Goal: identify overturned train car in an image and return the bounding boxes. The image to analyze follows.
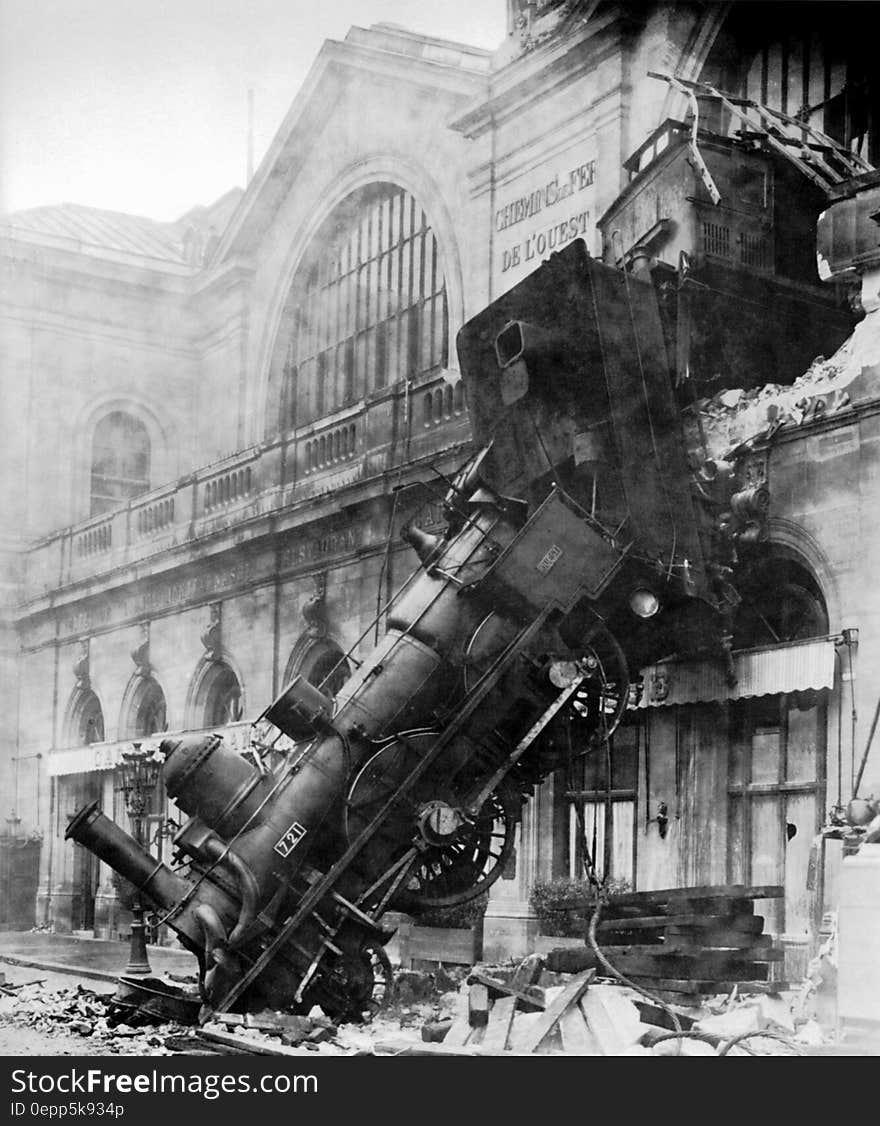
[66,239,777,1021]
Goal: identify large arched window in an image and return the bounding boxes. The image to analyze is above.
[279,183,449,430]
[90,411,151,516]
[125,677,168,739]
[201,664,243,729]
[284,639,351,702]
[74,690,105,746]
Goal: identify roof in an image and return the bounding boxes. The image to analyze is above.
[638,636,838,708]
[1,189,244,267]
[1,202,187,262]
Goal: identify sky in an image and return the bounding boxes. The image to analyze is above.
[0,0,507,222]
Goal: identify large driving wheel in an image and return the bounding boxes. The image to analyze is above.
[345,736,518,910]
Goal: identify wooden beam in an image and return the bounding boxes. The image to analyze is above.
[511,970,595,1054]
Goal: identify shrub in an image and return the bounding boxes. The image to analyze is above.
[529,876,631,937]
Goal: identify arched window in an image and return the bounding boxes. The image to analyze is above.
[733,556,828,648]
[75,690,105,746]
[202,664,243,729]
[128,677,167,739]
[279,183,449,430]
[90,411,151,516]
[300,643,351,701]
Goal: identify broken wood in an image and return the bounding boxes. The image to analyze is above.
[605,884,784,908]
[579,987,643,1055]
[467,969,546,1012]
[481,995,516,1052]
[597,913,764,934]
[468,983,490,1027]
[511,970,595,1053]
[559,1005,595,1055]
[443,1009,474,1047]
[198,1028,321,1057]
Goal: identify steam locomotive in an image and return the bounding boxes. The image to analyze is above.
[66,239,771,1021]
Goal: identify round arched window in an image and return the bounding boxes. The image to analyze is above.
[129,677,167,738]
[203,664,243,728]
[90,411,151,516]
[276,183,449,431]
[733,557,828,648]
[75,690,105,745]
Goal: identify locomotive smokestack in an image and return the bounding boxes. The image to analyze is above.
[66,801,193,918]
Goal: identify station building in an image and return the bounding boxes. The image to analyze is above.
[2,1,879,977]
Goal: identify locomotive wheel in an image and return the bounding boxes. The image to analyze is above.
[405,784,517,909]
[321,940,395,1023]
[345,737,517,909]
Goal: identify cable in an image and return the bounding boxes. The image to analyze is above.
[587,896,683,1039]
[716,1029,805,1056]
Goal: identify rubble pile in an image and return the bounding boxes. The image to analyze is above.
[0,954,855,1056]
[0,982,190,1055]
[381,956,834,1057]
[684,308,880,465]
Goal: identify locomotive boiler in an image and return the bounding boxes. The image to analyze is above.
[66,239,766,1021]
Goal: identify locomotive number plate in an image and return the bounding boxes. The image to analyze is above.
[535,543,563,574]
[274,820,308,858]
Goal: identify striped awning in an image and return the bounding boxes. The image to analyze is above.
[638,636,837,708]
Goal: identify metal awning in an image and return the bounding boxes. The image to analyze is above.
[638,637,838,709]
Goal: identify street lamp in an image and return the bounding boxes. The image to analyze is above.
[116,742,162,975]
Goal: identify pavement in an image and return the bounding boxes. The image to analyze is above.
[0,929,200,987]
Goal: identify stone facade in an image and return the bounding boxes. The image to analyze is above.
[2,5,880,967]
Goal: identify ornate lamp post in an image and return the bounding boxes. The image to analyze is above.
[116,742,162,975]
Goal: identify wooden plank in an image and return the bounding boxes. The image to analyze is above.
[606,884,783,908]
[372,1040,495,1057]
[481,996,516,1052]
[597,913,764,934]
[443,1011,473,1047]
[626,976,787,996]
[579,987,643,1055]
[633,1002,696,1031]
[468,983,490,1027]
[590,943,782,961]
[197,1029,318,1058]
[602,897,755,920]
[559,1006,596,1055]
[661,932,774,951]
[510,970,595,1054]
[467,970,545,1012]
[599,953,775,980]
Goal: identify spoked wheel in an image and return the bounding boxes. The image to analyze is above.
[406,784,518,910]
[345,736,518,910]
[342,940,395,1022]
[315,940,395,1024]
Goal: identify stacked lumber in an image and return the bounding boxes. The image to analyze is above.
[597,883,787,1002]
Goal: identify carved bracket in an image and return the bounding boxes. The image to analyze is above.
[131,621,151,678]
[302,572,328,638]
[73,639,90,688]
[201,603,223,660]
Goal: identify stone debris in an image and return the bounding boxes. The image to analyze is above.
[0,957,841,1057]
[0,982,191,1055]
[683,307,880,466]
